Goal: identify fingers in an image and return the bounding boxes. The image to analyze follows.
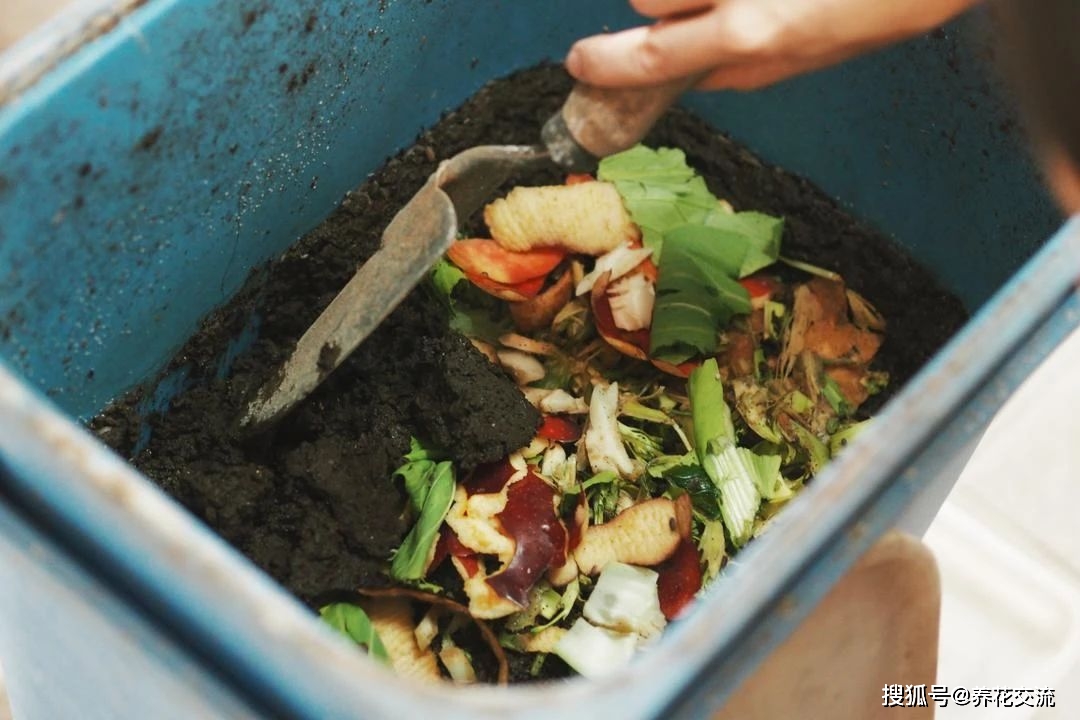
[628,0,715,20]
[566,2,780,88]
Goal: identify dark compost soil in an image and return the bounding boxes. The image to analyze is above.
[90,63,968,631]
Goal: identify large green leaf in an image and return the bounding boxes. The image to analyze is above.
[598,146,719,253]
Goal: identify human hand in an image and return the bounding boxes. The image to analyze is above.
[566,0,982,91]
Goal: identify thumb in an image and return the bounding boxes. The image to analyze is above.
[566,5,778,88]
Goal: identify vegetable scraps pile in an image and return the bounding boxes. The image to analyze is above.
[321,146,889,684]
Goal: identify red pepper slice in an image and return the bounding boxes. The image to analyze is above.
[655,538,702,620]
[464,271,546,302]
[448,239,565,285]
[537,415,582,443]
[565,173,595,185]
[738,275,778,300]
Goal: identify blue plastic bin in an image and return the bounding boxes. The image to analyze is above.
[1,1,1078,718]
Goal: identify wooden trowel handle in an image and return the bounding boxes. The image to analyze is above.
[543,76,701,169]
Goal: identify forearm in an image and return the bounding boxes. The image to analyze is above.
[567,0,984,90]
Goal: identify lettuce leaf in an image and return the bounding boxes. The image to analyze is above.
[390,439,456,582]
[600,145,783,363]
[597,146,718,253]
[319,603,390,665]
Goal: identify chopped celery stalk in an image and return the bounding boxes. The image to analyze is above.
[821,376,849,415]
[763,300,786,341]
[688,358,735,463]
[791,423,831,475]
[702,442,763,549]
[787,390,815,415]
[646,453,696,479]
[699,519,727,585]
[739,448,790,502]
[554,619,639,679]
[583,563,667,638]
[621,399,672,425]
[581,470,618,491]
[733,379,783,444]
[618,422,664,461]
[829,419,872,456]
[536,579,580,632]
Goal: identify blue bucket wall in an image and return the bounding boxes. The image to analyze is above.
[0,0,1060,420]
[0,3,1076,719]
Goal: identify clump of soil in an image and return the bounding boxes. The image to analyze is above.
[91,64,966,609]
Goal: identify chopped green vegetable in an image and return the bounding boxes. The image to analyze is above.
[821,375,850,416]
[431,258,467,300]
[597,146,719,253]
[618,422,664,461]
[650,238,750,363]
[395,437,441,512]
[319,603,390,665]
[664,212,783,279]
[701,444,763,549]
[689,360,767,547]
[778,256,842,281]
[698,519,727,585]
[763,300,786,341]
[688,359,736,461]
[790,422,831,476]
[390,459,455,581]
[663,464,722,520]
[534,579,580,632]
[829,419,871,456]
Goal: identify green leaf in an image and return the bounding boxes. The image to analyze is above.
[319,603,390,665]
[431,258,466,300]
[649,230,751,362]
[663,464,722,520]
[390,460,455,581]
[662,213,783,280]
[702,210,784,277]
[597,146,720,253]
[394,437,444,512]
[688,359,736,462]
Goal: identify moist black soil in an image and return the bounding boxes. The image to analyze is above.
[91,63,966,638]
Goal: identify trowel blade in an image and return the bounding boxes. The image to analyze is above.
[240,144,548,430]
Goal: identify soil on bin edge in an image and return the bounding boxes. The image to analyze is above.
[89,64,968,682]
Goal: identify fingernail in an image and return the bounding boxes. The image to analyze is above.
[565,45,583,78]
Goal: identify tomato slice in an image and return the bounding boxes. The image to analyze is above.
[738,275,778,300]
[565,173,595,185]
[537,415,582,443]
[651,357,701,379]
[448,239,565,285]
[464,271,545,302]
[655,538,702,620]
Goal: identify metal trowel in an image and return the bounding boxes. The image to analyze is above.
[240,77,697,430]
